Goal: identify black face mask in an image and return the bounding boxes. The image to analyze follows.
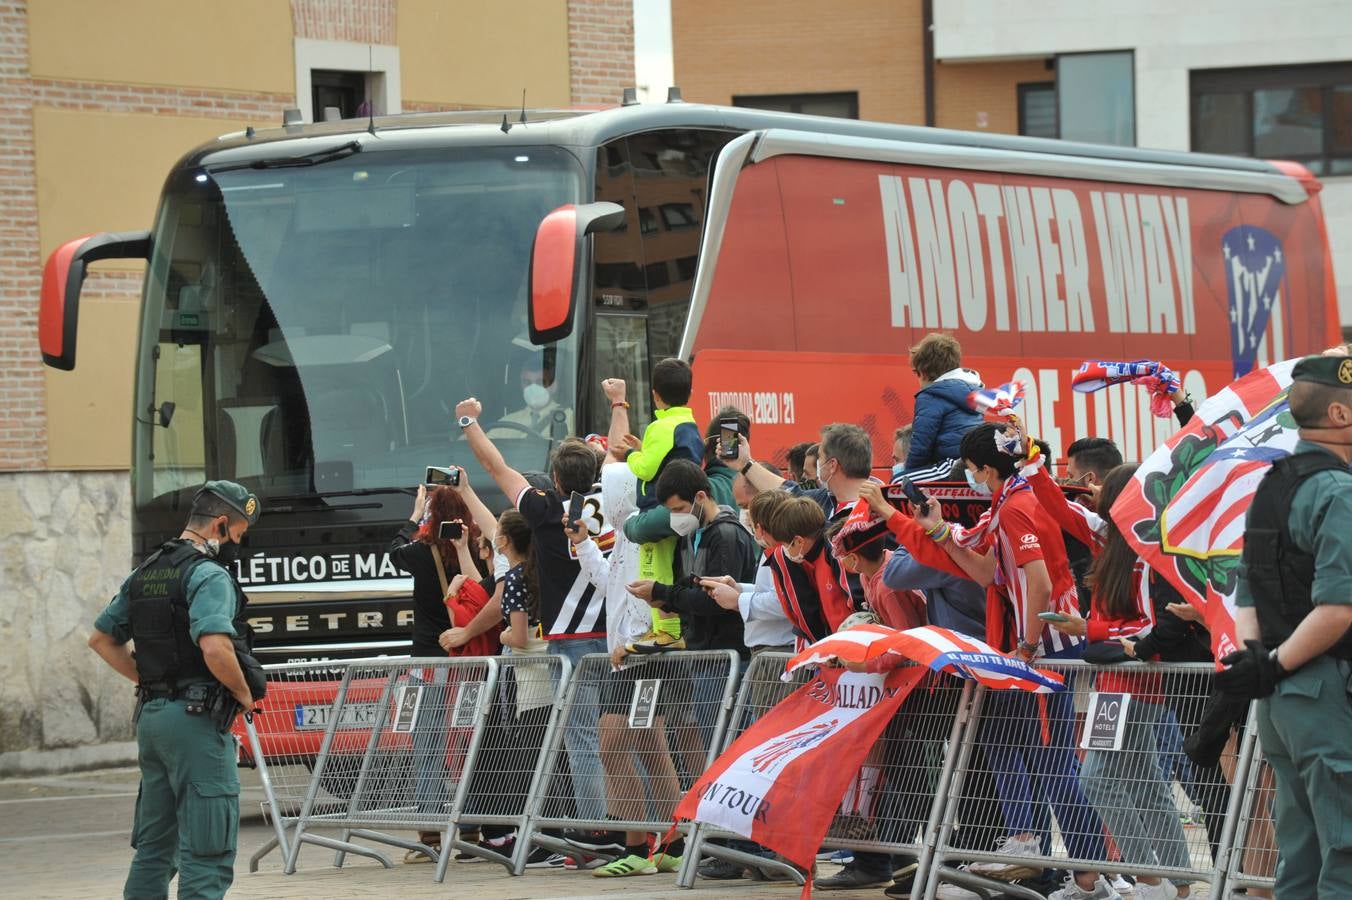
[212,520,241,569]
[214,540,242,569]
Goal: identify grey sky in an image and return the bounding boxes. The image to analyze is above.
[633,0,674,101]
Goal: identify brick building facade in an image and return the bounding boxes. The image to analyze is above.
[0,0,632,770]
[0,0,634,474]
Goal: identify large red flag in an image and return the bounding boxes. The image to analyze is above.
[674,665,926,896]
[1113,359,1298,661]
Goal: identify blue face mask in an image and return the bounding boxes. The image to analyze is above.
[965,468,992,497]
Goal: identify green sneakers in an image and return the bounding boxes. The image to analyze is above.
[654,852,682,873]
[593,854,658,877]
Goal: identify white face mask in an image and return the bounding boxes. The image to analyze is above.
[783,538,806,563]
[523,382,551,410]
[738,507,754,532]
[965,468,992,497]
[669,512,700,537]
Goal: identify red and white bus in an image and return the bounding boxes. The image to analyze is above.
[39,101,1339,661]
[680,129,1340,468]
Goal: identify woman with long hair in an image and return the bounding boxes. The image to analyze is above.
[392,484,488,657]
[455,508,560,865]
[1045,464,1193,900]
[390,481,491,862]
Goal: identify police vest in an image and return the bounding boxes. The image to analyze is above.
[1242,450,1352,658]
[128,540,251,689]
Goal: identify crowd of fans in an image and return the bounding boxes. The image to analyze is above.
[387,334,1261,900]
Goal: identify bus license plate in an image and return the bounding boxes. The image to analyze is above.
[294,702,382,730]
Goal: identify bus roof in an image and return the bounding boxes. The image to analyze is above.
[185,100,1290,183]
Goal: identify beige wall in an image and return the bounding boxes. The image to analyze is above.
[399,0,571,107]
[27,0,294,93]
[934,58,1054,134]
[33,107,253,469]
[43,300,139,469]
[32,107,246,263]
[672,0,926,124]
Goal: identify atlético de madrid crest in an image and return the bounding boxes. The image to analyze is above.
[1223,225,1286,379]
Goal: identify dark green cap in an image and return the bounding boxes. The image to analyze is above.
[1292,354,1352,389]
[197,480,261,525]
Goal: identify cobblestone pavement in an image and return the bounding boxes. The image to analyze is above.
[0,767,810,899]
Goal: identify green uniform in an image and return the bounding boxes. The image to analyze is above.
[95,558,242,900]
[1236,439,1352,897]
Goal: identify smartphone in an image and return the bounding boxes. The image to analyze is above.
[898,477,930,517]
[1037,611,1070,623]
[438,520,464,541]
[567,491,586,528]
[426,465,460,488]
[717,419,740,459]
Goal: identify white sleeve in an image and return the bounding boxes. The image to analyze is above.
[573,538,609,591]
[737,565,787,623]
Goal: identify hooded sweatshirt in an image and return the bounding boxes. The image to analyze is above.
[905,367,984,469]
[649,504,758,656]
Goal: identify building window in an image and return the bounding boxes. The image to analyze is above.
[1056,51,1135,146]
[733,91,859,119]
[1018,82,1057,139]
[293,38,401,124]
[311,70,369,120]
[1192,63,1352,175]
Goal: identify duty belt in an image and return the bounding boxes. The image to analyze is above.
[137,681,214,701]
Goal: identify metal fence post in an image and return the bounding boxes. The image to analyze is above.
[331,667,403,868]
[244,711,291,873]
[432,658,500,883]
[283,665,357,874]
[1216,702,1267,895]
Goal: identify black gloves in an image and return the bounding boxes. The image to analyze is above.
[1215,640,1289,699]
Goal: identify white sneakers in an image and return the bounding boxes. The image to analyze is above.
[1047,874,1124,900]
[966,834,1043,880]
[1132,879,1180,900]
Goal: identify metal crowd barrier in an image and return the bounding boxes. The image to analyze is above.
[239,659,399,872]
[430,654,569,881]
[518,650,741,865]
[1224,735,1278,894]
[236,651,1285,897]
[922,660,1248,899]
[677,653,975,889]
[294,657,500,874]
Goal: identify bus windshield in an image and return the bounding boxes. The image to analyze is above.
[134,145,584,511]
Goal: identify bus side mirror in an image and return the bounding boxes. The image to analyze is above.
[40,231,151,370]
[528,202,625,345]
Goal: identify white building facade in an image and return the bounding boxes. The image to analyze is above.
[934,0,1352,333]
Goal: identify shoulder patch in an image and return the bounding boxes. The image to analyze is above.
[1020,533,1039,546]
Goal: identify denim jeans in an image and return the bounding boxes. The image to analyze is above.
[548,637,608,821]
[1080,698,1191,879]
[977,675,1106,863]
[410,671,451,817]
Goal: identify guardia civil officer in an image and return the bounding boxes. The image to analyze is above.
[88,480,262,900]
[1217,354,1352,898]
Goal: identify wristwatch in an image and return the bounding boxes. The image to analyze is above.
[458,415,476,429]
[740,461,754,475]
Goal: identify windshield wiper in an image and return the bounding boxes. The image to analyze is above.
[208,140,362,174]
[268,486,414,503]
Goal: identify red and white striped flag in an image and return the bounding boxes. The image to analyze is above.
[673,666,926,896]
[885,626,1067,693]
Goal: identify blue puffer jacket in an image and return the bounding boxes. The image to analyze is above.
[905,367,984,469]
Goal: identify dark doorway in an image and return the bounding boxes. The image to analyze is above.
[310,69,368,121]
